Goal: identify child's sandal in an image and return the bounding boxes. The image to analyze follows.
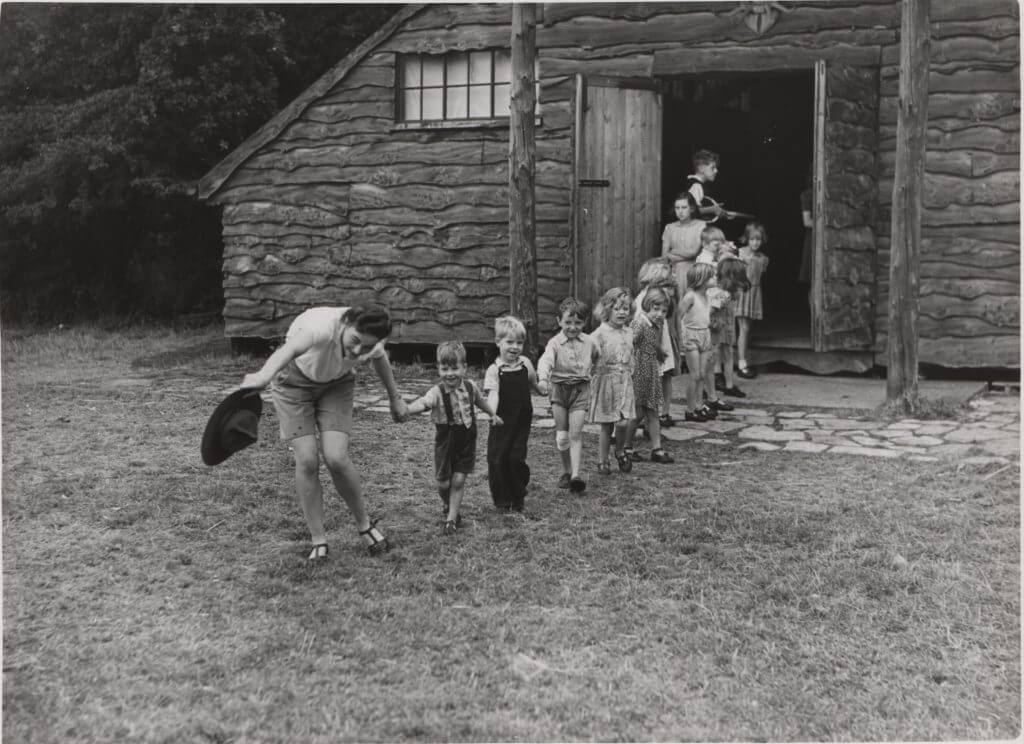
[308,543,329,561]
[615,451,633,473]
[358,519,390,555]
[650,448,674,464]
[597,460,612,475]
[442,520,457,536]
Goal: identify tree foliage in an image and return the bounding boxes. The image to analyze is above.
[0,3,396,322]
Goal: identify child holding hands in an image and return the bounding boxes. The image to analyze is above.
[403,341,502,535]
[588,287,637,474]
[624,286,675,463]
[634,257,680,428]
[484,316,543,512]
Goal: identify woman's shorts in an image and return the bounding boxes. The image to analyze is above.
[550,379,590,413]
[271,361,354,440]
[679,327,712,354]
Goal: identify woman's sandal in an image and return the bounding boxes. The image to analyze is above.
[308,543,329,561]
[358,519,391,555]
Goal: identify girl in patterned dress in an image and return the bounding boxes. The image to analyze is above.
[624,286,674,464]
[736,222,770,379]
[588,287,636,475]
[634,257,680,428]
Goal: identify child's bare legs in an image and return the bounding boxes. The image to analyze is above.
[684,348,702,411]
[737,317,751,371]
[598,422,614,465]
[646,407,663,450]
[719,342,736,390]
[446,472,467,523]
[613,419,629,457]
[568,408,586,479]
[552,403,571,476]
[661,373,674,419]
[703,349,720,403]
[624,411,643,451]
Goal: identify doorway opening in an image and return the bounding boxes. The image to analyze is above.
[660,71,814,349]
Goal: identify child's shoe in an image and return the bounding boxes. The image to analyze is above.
[650,448,674,464]
[358,519,390,555]
[615,451,633,473]
[442,520,458,536]
[569,476,586,493]
[684,409,708,423]
[707,398,734,412]
[597,460,612,475]
[557,473,571,489]
[441,511,464,527]
[736,365,757,379]
[624,447,644,462]
[659,413,676,428]
[700,404,718,419]
[722,385,747,398]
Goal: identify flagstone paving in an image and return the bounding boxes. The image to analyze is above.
[372,380,1019,466]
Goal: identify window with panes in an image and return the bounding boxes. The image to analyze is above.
[397,49,514,122]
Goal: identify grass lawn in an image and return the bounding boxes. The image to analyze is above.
[2,324,1020,742]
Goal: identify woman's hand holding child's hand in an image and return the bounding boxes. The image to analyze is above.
[240,372,271,390]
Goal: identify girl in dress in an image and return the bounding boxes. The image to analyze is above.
[588,287,636,475]
[661,191,705,304]
[736,222,770,379]
[634,257,680,427]
[624,286,674,464]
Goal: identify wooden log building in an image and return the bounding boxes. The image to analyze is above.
[197,1,1020,371]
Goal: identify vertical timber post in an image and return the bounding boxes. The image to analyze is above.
[509,2,538,356]
[886,0,930,408]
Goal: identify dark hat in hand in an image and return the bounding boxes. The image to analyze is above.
[201,389,264,466]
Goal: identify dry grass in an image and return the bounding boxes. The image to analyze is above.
[2,324,1020,742]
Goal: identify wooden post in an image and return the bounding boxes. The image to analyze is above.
[886,0,930,409]
[509,2,538,356]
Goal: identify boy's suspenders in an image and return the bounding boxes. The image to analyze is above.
[439,381,475,426]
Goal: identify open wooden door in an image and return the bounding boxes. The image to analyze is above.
[812,60,881,351]
[573,74,662,310]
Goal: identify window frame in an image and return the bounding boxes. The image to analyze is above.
[393,49,540,130]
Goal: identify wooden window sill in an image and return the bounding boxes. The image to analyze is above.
[392,117,542,132]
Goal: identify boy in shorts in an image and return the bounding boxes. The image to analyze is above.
[537,297,598,493]
[240,305,409,560]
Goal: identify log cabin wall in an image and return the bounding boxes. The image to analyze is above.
[207,4,572,343]
[205,1,1019,367]
[874,0,1019,367]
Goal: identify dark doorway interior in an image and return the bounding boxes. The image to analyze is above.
[660,71,814,348]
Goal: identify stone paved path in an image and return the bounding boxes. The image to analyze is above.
[358,380,1019,467]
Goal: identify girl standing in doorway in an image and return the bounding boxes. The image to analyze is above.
[736,222,770,379]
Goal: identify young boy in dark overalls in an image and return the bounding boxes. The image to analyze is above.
[483,316,543,512]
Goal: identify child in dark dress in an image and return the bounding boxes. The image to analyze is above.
[404,341,502,534]
[484,316,543,512]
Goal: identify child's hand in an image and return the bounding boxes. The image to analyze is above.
[491,414,504,426]
[538,381,549,396]
[390,398,409,423]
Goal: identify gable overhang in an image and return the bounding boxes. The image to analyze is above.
[196,4,425,201]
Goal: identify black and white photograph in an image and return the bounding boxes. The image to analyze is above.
[1,1,1019,741]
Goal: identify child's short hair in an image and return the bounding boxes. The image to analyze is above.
[593,287,632,323]
[717,257,751,295]
[494,315,526,342]
[640,285,671,312]
[342,306,392,341]
[692,149,719,170]
[742,221,768,246]
[436,340,466,367]
[557,296,589,322]
[672,190,699,213]
[701,225,725,246]
[637,257,672,288]
[687,263,716,291]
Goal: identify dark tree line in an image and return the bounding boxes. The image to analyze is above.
[0,3,396,323]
